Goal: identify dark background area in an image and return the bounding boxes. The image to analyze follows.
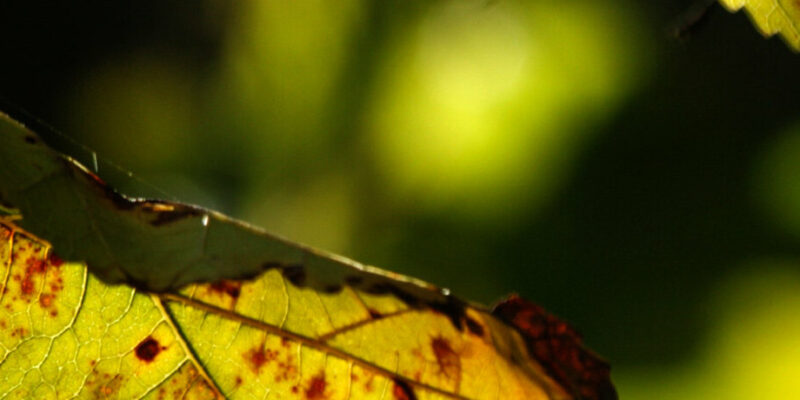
[2,1,799,397]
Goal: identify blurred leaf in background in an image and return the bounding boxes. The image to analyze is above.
[365,0,648,223]
[752,123,800,240]
[619,264,800,399]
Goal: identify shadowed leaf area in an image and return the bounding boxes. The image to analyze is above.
[719,0,800,50]
[0,113,614,399]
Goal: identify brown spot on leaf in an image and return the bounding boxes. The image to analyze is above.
[135,336,164,363]
[209,280,241,300]
[305,372,327,399]
[21,256,47,295]
[392,379,417,400]
[244,344,277,373]
[24,135,37,144]
[431,337,461,381]
[362,372,376,392]
[493,294,617,400]
[39,293,54,308]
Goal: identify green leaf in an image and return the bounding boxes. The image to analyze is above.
[0,112,615,399]
[719,0,800,51]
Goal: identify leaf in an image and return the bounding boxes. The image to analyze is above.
[719,0,800,51]
[0,112,616,399]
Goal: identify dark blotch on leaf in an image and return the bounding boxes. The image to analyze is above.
[24,135,37,144]
[464,316,484,336]
[392,379,417,400]
[282,264,307,286]
[135,336,162,363]
[322,284,343,294]
[305,372,326,399]
[431,337,460,380]
[365,282,475,333]
[210,280,241,299]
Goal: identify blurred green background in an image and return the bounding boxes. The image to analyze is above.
[2,0,800,398]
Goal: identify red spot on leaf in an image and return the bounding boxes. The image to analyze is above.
[21,257,47,295]
[39,293,54,308]
[244,344,278,373]
[493,294,617,400]
[135,336,163,363]
[305,372,327,399]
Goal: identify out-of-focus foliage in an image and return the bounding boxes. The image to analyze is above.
[365,0,646,222]
[619,264,800,399]
[1,0,800,399]
[719,0,800,50]
[752,123,800,239]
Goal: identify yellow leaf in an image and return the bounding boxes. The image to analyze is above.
[0,112,616,399]
[719,0,800,51]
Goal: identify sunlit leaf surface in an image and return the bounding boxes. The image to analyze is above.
[0,113,615,399]
[719,0,800,50]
